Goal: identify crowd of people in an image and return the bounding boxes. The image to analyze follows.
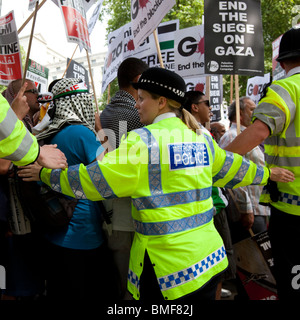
[0,26,300,302]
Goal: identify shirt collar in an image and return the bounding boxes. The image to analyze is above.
[286,66,300,78]
[152,112,177,124]
[231,122,247,131]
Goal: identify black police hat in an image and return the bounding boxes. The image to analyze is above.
[132,67,186,104]
[277,26,300,62]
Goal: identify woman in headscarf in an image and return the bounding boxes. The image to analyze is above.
[22,78,111,301]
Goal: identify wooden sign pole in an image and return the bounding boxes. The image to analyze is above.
[86,49,99,115]
[235,74,241,135]
[62,45,78,78]
[22,0,39,85]
[153,29,164,68]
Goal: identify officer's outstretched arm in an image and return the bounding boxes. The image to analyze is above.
[40,134,142,200]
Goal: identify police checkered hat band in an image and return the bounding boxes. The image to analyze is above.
[132,67,186,104]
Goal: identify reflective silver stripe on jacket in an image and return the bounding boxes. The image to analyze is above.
[2,129,34,162]
[265,136,300,147]
[51,165,86,199]
[1,107,35,161]
[265,154,300,167]
[203,132,215,161]
[213,151,234,183]
[134,208,214,236]
[134,127,163,195]
[0,106,16,140]
[132,187,212,210]
[86,161,117,199]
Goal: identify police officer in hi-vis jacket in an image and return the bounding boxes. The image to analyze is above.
[223,26,300,300]
[0,82,67,169]
[37,68,294,301]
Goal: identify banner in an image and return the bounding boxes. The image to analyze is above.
[246,73,270,105]
[59,0,91,52]
[52,0,96,12]
[66,58,89,91]
[174,25,205,78]
[102,20,178,93]
[87,0,103,35]
[0,11,22,86]
[272,34,285,81]
[130,0,175,47]
[204,0,264,76]
[26,58,49,93]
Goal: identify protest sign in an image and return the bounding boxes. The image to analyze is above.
[185,75,223,122]
[66,58,89,91]
[131,0,175,47]
[204,0,264,76]
[102,20,178,92]
[246,73,270,105]
[234,231,278,300]
[28,0,38,11]
[87,0,103,35]
[26,58,49,93]
[272,34,285,81]
[174,25,205,77]
[209,75,223,122]
[185,76,207,93]
[0,11,22,86]
[59,0,91,52]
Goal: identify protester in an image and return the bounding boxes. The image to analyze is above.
[210,122,226,143]
[21,78,112,301]
[1,79,46,300]
[31,67,295,302]
[223,26,300,300]
[97,57,148,300]
[219,97,270,242]
[183,90,212,128]
[0,82,67,169]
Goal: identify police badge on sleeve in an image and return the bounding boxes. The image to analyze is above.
[168,142,210,171]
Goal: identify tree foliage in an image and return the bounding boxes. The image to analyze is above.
[99,0,300,107]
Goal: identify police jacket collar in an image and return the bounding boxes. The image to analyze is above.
[286,66,300,78]
[152,112,177,124]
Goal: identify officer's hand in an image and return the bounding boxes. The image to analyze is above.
[37,144,68,169]
[18,162,42,181]
[270,167,295,183]
[11,82,29,120]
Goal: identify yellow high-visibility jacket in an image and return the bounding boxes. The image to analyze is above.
[0,94,39,166]
[253,72,300,215]
[40,116,269,300]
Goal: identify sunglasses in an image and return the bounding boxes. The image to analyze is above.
[196,100,210,107]
[25,88,39,95]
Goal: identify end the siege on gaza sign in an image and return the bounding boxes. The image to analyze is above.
[204,0,264,76]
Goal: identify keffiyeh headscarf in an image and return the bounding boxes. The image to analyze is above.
[36,78,96,141]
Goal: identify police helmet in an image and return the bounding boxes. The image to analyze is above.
[277,26,300,62]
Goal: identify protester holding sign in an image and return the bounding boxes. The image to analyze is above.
[32,67,295,301]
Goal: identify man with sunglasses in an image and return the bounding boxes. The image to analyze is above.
[183,91,212,128]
